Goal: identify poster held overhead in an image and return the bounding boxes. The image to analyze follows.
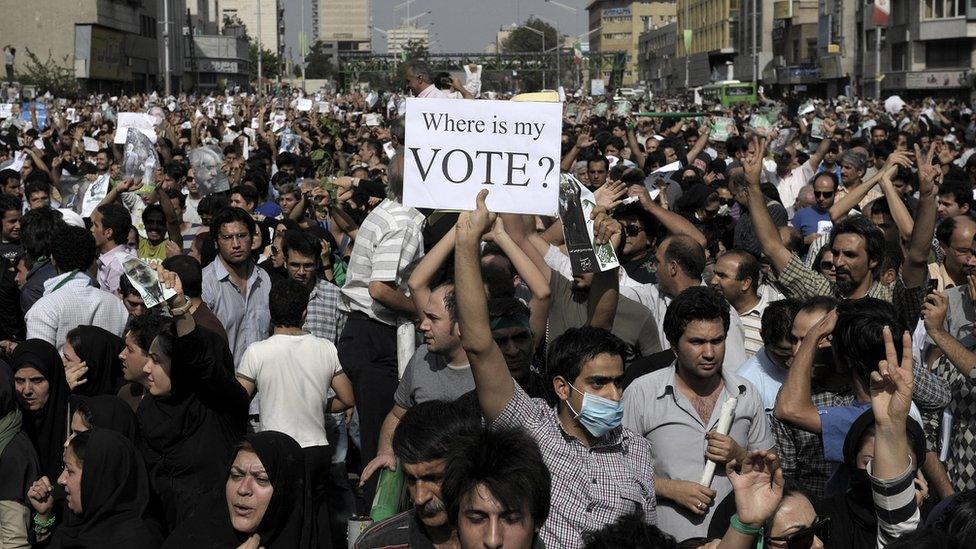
[402,97,561,216]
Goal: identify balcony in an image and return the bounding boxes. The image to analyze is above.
[918,18,970,40]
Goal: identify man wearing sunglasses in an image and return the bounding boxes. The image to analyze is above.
[792,173,838,246]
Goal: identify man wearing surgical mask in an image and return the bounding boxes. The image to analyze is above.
[453,192,658,549]
[622,286,774,541]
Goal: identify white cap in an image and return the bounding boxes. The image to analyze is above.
[57,209,85,229]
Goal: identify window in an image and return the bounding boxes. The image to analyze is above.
[925,39,969,67]
[922,0,964,19]
[891,42,907,70]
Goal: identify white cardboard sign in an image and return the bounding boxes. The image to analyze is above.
[403,97,561,215]
[114,112,157,145]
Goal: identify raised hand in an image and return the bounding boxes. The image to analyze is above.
[728,450,785,526]
[921,291,948,334]
[576,128,595,149]
[456,189,496,243]
[743,136,767,187]
[590,206,621,247]
[593,179,626,210]
[915,143,941,197]
[870,326,915,427]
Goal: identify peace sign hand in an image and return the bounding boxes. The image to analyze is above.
[870,326,915,428]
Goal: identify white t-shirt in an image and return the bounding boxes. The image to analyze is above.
[237,333,343,448]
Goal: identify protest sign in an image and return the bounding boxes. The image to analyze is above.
[0,104,11,119]
[296,98,313,112]
[710,117,734,142]
[83,137,100,152]
[188,146,230,196]
[558,174,620,275]
[114,112,157,145]
[591,79,605,96]
[122,258,176,308]
[122,129,158,193]
[403,97,561,216]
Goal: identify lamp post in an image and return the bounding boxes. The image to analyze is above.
[520,25,546,89]
[534,14,562,90]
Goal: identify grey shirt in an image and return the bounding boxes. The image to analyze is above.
[202,258,271,367]
[622,363,774,541]
[394,345,475,408]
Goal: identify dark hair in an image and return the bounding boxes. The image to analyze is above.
[164,187,186,209]
[726,136,748,158]
[587,156,610,172]
[269,278,310,328]
[829,214,886,278]
[940,489,976,547]
[884,528,959,549]
[938,180,975,213]
[197,194,230,217]
[935,214,969,246]
[442,426,551,530]
[0,168,20,185]
[546,327,628,402]
[20,207,62,262]
[161,255,203,298]
[141,203,165,223]
[0,194,20,216]
[96,203,133,246]
[487,297,530,324]
[760,298,803,347]
[230,184,260,207]
[392,400,480,464]
[800,295,838,315]
[663,235,706,280]
[727,249,761,291]
[282,230,321,266]
[433,281,457,323]
[118,272,139,298]
[124,309,173,355]
[24,179,50,200]
[210,206,256,238]
[832,298,905,391]
[662,287,731,348]
[582,512,678,548]
[51,225,96,273]
[481,261,515,299]
[276,152,299,169]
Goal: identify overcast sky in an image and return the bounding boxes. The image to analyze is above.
[283,0,589,60]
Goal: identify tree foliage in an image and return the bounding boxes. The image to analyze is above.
[401,39,429,61]
[304,41,335,79]
[502,17,558,54]
[17,49,79,98]
[248,44,281,80]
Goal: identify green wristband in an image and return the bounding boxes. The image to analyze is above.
[730,514,763,536]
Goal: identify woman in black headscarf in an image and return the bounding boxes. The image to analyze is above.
[69,395,138,442]
[11,339,70,483]
[28,428,162,548]
[0,361,41,546]
[815,409,929,549]
[62,326,125,397]
[161,431,313,549]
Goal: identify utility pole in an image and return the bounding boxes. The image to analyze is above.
[301,0,307,92]
[163,0,171,95]
[256,0,263,95]
[752,0,757,89]
[684,0,689,89]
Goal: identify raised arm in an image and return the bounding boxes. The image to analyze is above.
[561,128,595,173]
[686,126,710,165]
[455,190,513,423]
[407,222,457,323]
[923,291,976,379]
[743,137,791,273]
[878,168,914,241]
[626,123,646,168]
[903,144,940,289]
[774,309,836,433]
[634,185,707,247]
[586,208,622,331]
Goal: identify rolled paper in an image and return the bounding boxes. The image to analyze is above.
[700,396,739,487]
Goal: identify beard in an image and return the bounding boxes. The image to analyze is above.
[419,498,445,518]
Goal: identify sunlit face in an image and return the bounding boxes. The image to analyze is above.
[709,254,748,304]
[143,337,172,397]
[285,249,317,287]
[831,233,875,296]
[58,445,84,514]
[27,190,49,210]
[458,484,536,549]
[674,319,726,380]
[1,209,21,242]
[586,161,608,189]
[619,215,649,259]
[403,459,448,528]
[937,193,969,220]
[418,287,460,356]
[226,450,274,535]
[14,366,50,411]
[70,409,89,437]
[120,331,150,384]
[95,151,110,172]
[216,221,253,266]
[816,250,836,282]
[840,162,861,185]
[229,192,253,212]
[89,210,110,249]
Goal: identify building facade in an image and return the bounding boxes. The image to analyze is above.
[638,21,677,91]
[587,0,677,86]
[386,25,430,56]
[219,0,282,56]
[732,0,774,84]
[674,0,738,88]
[320,0,371,53]
[768,0,821,94]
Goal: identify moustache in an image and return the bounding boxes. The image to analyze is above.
[419,499,445,517]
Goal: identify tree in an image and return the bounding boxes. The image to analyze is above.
[401,39,429,61]
[248,44,280,80]
[18,49,78,98]
[304,41,335,79]
[502,17,558,54]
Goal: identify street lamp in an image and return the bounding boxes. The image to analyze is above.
[519,25,546,89]
[534,13,563,90]
[575,26,602,90]
[544,0,579,35]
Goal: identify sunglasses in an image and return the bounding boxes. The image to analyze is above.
[768,516,830,549]
[814,191,834,199]
[624,224,643,237]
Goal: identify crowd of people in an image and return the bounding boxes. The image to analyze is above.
[1,59,976,548]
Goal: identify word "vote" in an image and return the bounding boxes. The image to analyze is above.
[409,148,535,186]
